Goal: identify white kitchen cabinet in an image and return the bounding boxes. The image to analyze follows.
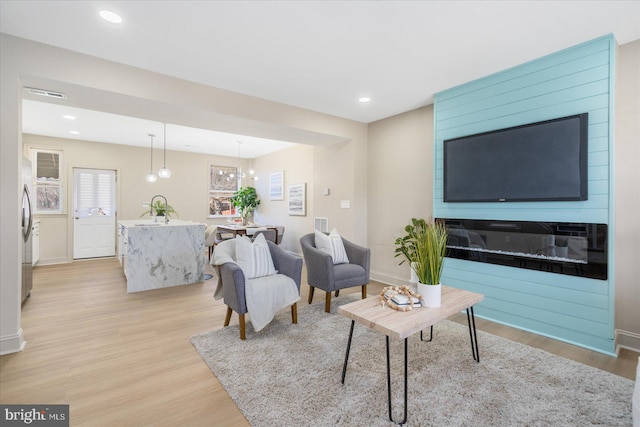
[32,220,40,266]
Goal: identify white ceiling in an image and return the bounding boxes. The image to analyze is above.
[2,1,639,156]
[21,100,296,158]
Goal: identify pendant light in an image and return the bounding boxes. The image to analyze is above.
[158,123,171,178]
[146,133,157,183]
[236,141,257,181]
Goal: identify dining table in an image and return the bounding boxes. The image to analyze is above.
[216,224,279,242]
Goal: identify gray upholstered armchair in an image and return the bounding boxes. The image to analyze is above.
[215,239,302,340]
[299,233,370,313]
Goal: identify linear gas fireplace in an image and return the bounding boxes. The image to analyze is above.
[438,219,607,280]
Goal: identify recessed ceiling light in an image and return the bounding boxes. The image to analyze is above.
[358,97,371,103]
[99,10,123,24]
[69,130,79,135]
[63,115,76,120]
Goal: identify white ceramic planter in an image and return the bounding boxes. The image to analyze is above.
[418,282,441,307]
[410,262,418,285]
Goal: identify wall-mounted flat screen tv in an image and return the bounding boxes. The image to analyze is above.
[443,113,588,203]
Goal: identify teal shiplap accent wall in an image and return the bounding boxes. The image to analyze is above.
[433,35,616,355]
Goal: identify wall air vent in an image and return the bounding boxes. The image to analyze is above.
[25,87,67,99]
[314,217,328,233]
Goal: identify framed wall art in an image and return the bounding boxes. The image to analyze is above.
[269,171,284,200]
[287,183,306,216]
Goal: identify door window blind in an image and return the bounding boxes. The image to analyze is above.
[74,169,116,217]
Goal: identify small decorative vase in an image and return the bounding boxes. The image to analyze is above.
[242,211,254,226]
[418,282,441,308]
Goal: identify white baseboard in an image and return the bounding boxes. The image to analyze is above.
[370,271,410,287]
[36,257,70,266]
[0,328,26,355]
[615,329,640,354]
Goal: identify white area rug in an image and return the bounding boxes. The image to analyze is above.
[191,296,635,426]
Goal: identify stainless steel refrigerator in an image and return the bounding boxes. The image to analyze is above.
[22,157,33,304]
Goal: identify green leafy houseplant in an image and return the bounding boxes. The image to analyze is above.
[230,186,261,225]
[140,200,178,218]
[394,217,423,266]
[394,218,448,285]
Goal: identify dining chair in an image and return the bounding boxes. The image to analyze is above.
[252,229,277,243]
[204,225,218,259]
[275,225,285,244]
[205,225,235,260]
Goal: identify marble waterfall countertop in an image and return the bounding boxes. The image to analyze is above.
[119,219,206,293]
[119,219,200,227]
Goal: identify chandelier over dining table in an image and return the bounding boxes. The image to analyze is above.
[221,141,257,182]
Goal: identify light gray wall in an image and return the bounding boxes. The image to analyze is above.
[252,144,316,254]
[614,40,640,351]
[367,106,434,284]
[0,34,24,354]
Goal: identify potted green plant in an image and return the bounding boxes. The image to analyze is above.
[140,200,178,218]
[394,218,448,307]
[394,217,423,284]
[231,186,261,225]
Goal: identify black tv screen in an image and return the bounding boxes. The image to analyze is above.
[443,113,588,203]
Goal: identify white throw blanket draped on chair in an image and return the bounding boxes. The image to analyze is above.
[212,239,299,332]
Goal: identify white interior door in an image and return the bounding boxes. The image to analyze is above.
[73,168,117,259]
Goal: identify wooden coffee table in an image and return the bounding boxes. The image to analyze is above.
[338,285,484,425]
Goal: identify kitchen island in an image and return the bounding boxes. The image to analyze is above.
[118,219,206,293]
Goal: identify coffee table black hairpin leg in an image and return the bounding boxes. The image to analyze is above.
[420,325,433,342]
[342,321,409,425]
[386,336,408,425]
[341,320,355,384]
[466,306,480,363]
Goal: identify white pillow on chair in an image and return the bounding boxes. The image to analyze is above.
[315,228,349,264]
[236,234,277,279]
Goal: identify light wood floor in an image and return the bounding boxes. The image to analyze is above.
[1,258,637,426]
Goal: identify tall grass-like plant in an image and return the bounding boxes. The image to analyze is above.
[416,221,448,285]
[395,218,448,285]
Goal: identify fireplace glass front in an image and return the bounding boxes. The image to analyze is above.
[438,219,607,280]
